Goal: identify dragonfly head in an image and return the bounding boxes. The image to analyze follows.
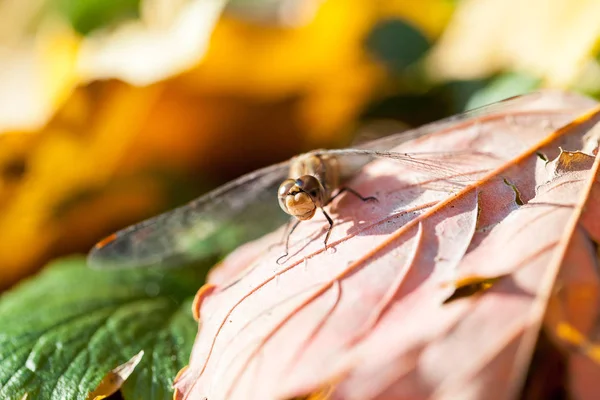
[278,175,325,220]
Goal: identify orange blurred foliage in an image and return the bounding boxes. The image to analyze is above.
[0,0,454,287]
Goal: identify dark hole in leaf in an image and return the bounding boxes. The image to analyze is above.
[536,152,549,162]
[503,177,524,206]
[443,275,504,304]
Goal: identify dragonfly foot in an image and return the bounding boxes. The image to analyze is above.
[276,252,288,265]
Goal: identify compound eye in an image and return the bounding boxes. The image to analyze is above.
[278,179,296,213]
[296,175,323,202]
[296,175,320,195]
[278,179,296,197]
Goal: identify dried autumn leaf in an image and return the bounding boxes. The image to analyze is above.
[77,0,226,85]
[87,351,144,400]
[173,91,600,400]
[0,21,79,132]
[179,0,453,142]
[0,0,455,288]
[427,0,600,87]
[540,124,600,399]
[0,83,167,288]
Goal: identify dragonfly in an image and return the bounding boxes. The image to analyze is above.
[87,94,540,269]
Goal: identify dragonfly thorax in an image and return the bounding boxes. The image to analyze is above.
[278,175,325,220]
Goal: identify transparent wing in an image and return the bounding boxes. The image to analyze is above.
[314,148,496,183]
[88,161,291,269]
[354,91,569,152]
[320,91,585,179]
[88,91,581,269]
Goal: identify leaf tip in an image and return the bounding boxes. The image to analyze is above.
[172,365,189,400]
[192,283,217,321]
[87,350,144,400]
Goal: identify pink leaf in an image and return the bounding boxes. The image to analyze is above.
[174,91,600,400]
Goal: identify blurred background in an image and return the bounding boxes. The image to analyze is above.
[0,0,598,289]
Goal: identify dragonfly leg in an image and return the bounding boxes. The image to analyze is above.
[276,219,301,264]
[270,218,295,249]
[322,208,334,251]
[325,187,378,206]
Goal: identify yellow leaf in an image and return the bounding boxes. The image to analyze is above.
[0,83,164,287]
[0,21,79,132]
[427,0,600,87]
[77,0,225,85]
[87,351,144,400]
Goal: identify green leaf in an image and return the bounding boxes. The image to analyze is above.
[365,18,431,74]
[465,72,542,110]
[0,257,205,400]
[441,79,491,115]
[57,0,140,35]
